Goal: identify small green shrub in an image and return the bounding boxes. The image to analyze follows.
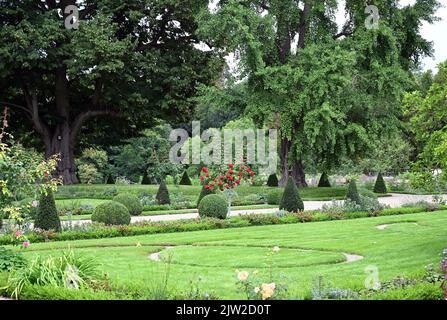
[179,171,192,185]
[373,172,387,194]
[346,180,361,205]
[34,189,61,232]
[267,190,282,205]
[197,186,215,207]
[156,180,171,205]
[106,175,115,184]
[266,174,279,187]
[364,283,444,300]
[141,170,151,185]
[91,201,131,225]
[279,177,304,212]
[0,247,27,272]
[113,194,143,216]
[198,194,228,220]
[318,172,331,187]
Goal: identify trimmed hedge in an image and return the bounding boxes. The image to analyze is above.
[267,190,282,205]
[266,174,279,187]
[373,172,387,194]
[197,186,215,207]
[113,193,143,216]
[179,171,192,185]
[156,180,171,205]
[346,180,361,204]
[279,177,304,212]
[318,172,331,187]
[91,201,131,225]
[34,189,61,232]
[198,194,228,219]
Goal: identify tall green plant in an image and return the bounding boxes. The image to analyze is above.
[373,172,387,194]
[346,180,361,205]
[279,177,304,212]
[156,180,171,205]
[34,189,61,232]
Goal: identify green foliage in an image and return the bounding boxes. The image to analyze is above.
[267,174,279,187]
[197,186,215,207]
[34,189,61,232]
[346,180,361,205]
[106,175,115,185]
[267,190,282,205]
[373,172,388,194]
[77,163,104,185]
[155,180,171,205]
[0,247,27,272]
[113,194,143,216]
[279,177,304,212]
[76,148,109,184]
[198,195,228,220]
[91,201,131,226]
[179,171,192,186]
[318,172,331,188]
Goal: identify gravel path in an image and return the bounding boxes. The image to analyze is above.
[61,193,447,227]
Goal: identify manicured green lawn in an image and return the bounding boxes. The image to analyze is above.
[19,210,447,299]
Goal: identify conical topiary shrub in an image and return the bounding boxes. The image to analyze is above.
[373,172,387,194]
[279,177,304,212]
[346,179,361,204]
[34,189,61,232]
[317,172,331,187]
[197,186,215,207]
[141,170,151,185]
[267,173,279,187]
[179,171,192,185]
[155,180,170,205]
[106,175,115,184]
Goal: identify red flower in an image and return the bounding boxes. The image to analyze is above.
[229,163,234,168]
[241,165,245,170]
[226,173,231,178]
[246,167,251,173]
[200,176,205,181]
[220,188,224,191]
[202,167,208,173]
[219,175,224,180]
[250,171,255,176]
[229,176,234,181]
[44,171,49,177]
[228,169,233,174]
[218,181,223,186]
[236,179,241,185]
[205,173,209,178]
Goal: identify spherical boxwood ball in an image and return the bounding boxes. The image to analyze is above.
[91,201,131,225]
[113,193,143,216]
[198,194,228,220]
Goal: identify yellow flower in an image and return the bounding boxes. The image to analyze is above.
[237,271,249,281]
[261,283,276,300]
[136,242,142,247]
[253,270,259,275]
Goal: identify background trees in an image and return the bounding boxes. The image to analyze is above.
[0,0,220,184]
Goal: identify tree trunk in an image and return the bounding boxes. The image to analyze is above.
[44,123,78,185]
[291,159,307,187]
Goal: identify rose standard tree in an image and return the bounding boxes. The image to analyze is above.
[199,163,256,221]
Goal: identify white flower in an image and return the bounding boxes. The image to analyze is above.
[273,246,280,252]
[237,271,249,281]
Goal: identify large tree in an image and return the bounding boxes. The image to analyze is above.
[197,0,440,186]
[0,0,220,184]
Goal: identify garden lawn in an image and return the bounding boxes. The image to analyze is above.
[18,210,447,299]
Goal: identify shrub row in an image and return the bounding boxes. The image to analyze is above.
[1,205,446,246]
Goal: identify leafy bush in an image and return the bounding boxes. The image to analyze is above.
[179,171,192,185]
[113,194,143,216]
[0,247,27,272]
[77,163,104,184]
[266,174,279,187]
[317,172,331,187]
[279,177,304,212]
[91,201,131,225]
[106,175,115,184]
[365,283,444,300]
[321,196,386,215]
[198,194,228,219]
[34,189,61,232]
[373,172,387,193]
[7,250,100,298]
[197,186,215,207]
[267,190,282,205]
[346,180,361,204]
[402,200,440,212]
[156,180,171,205]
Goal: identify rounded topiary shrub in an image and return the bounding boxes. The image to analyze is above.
[267,173,279,187]
[179,171,192,185]
[279,177,304,212]
[156,180,171,205]
[197,186,215,207]
[267,190,282,205]
[318,172,331,187]
[91,201,131,225]
[346,179,361,204]
[373,172,387,194]
[113,193,143,216]
[34,189,61,232]
[198,194,228,220]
